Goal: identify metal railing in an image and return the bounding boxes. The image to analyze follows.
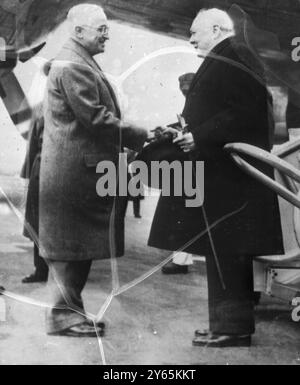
[224,142,300,263]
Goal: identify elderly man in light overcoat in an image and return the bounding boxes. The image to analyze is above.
[40,4,149,337]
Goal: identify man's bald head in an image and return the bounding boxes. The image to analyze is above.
[194,8,234,33]
[67,3,109,56]
[67,4,107,32]
[190,8,235,56]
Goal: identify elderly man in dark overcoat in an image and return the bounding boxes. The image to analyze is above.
[40,4,149,337]
[148,8,284,347]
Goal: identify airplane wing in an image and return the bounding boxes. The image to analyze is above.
[0,0,300,54]
[0,29,45,137]
[0,70,31,138]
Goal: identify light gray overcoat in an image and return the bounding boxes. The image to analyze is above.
[40,38,147,261]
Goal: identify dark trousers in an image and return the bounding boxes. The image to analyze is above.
[46,260,92,334]
[206,253,255,335]
[133,198,141,217]
[34,245,49,277]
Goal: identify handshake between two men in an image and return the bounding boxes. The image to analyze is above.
[149,123,196,154]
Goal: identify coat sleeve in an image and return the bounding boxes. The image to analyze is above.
[191,59,270,157]
[60,63,147,152]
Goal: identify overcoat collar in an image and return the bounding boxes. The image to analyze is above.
[187,37,232,95]
[63,38,104,75]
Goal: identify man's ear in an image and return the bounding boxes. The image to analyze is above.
[213,25,221,39]
[75,26,83,39]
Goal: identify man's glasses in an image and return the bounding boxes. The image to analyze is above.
[81,25,109,35]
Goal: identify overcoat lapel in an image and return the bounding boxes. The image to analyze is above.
[188,56,212,94]
[63,39,121,118]
[90,56,122,118]
[187,38,232,95]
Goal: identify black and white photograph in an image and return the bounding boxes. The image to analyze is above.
[0,0,300,367]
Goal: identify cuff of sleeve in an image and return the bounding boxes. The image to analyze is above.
[121,121,148,152]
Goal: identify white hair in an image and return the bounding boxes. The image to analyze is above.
[67,3,107,32]
[196,8,235,35]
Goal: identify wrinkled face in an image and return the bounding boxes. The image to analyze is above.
[189,16,216,56]
[76,14,109,56]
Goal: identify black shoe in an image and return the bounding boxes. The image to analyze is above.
[86,319,106,329]
[192,334,251,348]
[134,214,142,219]
[22,273,48,284]
[48,322,105,338]
[162,262,188,275]
[0,286,5,294]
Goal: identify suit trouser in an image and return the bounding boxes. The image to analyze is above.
[133,198,141,217]
[46,260,92,334]
[206,253,255,335]
[34,245,49,277]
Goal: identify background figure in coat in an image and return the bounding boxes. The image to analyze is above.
[148,8,283,347]
[127,148,144,219]
[40,4,149,337]
[20,61,52,284]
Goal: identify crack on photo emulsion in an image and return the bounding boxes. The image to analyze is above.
[1,39,251,364]
[0,3,295,364]
[1,178,247,365]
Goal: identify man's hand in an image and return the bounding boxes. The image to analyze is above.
[146,130,156,143]
[173,132,196,153]
[152,126,179,140]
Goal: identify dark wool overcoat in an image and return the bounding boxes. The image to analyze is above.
[148,38,284,258]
